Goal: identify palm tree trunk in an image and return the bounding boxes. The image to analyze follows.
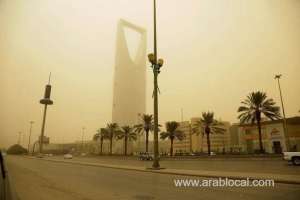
[206,133,211,155]
[257,120,264,153]
[100,138,103,155]
[170,138,174,156]
[124,136,128,156]
[109,134,113,155]
[201,134,204,153]
[145,131,149,153]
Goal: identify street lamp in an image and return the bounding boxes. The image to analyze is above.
[274,74,290,151]
[17,132,22,145]
[81,127,86,152]
[148,0,164,169]
[27,121,34,154]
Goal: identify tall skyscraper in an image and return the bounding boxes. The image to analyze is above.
[112,19,147,154]
[112,19,147,126]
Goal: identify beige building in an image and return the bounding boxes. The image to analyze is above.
[237,117,300,153]
[190,118,231,153]
[173,121,192,153]
[171,118,231,154]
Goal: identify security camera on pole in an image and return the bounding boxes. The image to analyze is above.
[39,73,53,155]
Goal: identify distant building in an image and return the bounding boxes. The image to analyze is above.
[169,118,231,154]
[236,116,300,153]
[190,118,231,153]
[112,19,147,154]
[229,123,243,153]
[173,121,192,153]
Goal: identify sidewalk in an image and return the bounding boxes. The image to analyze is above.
[27,156,300,185]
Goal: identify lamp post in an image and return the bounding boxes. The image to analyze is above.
[275,74,290,151]
[17,132,22,145]
[81,127,85,152]
[148,0,164,169]
[27,121,34,154]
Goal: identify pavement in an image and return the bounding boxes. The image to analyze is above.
[6,156,300,200]
[28,155,300,185]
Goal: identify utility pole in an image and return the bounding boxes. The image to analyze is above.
[275,74,290,151]
[39,73,53,154]
[27,121,34,154]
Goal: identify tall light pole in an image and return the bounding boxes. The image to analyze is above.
[275,74,290,151]
[27,121,34,154]
[39,73,53,154]
[81,127,85,152]
[148,0,164,169]
[17,132,22,145]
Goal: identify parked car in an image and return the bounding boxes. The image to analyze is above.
[64,154,73,159]
[138,152,154,161]
[283,152,300,165]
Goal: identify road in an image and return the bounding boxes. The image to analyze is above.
[6,156,300,200]
[48,155,300,175]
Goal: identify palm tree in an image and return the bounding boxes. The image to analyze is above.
[93,128,108,155]
[160,121,185,156]
[193,112,226,155]
[134,114,154,153]
[238,91,281,153]
[116,126,137,155]
[105,123,119,155]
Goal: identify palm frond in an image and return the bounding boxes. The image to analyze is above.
[237,91,281,124]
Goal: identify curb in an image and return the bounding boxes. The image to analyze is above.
[24,156,300,185]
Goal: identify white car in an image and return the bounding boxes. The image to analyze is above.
[283,152,300,165]
[63,154,73,159]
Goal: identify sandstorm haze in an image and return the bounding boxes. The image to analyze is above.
[0,0,299,148]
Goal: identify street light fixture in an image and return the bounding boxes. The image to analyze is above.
[17,132,22,145]
[81,127,86,152]
[274,74,290,151]
[148,0,164,169]
[28,121,34,154]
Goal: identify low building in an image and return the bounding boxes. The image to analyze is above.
[229,123,243,153]
[237,116,300,153]
[173,121,192,154]
[190,117,231,153]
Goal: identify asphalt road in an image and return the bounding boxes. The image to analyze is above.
[49,155,300,175]
[6,156,300,200]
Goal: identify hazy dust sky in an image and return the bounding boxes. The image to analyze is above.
[0,0,299,148]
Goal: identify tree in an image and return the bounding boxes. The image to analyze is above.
[134,114,154,153]
[116,126,137,155]
[93,128,109,155]
[193,112,226,155]
[238,91,281,153]
[7,144,28,155]
[105,123,119,155]
[160,121,185,156]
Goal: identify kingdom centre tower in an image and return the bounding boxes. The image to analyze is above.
[112,19,147,127]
